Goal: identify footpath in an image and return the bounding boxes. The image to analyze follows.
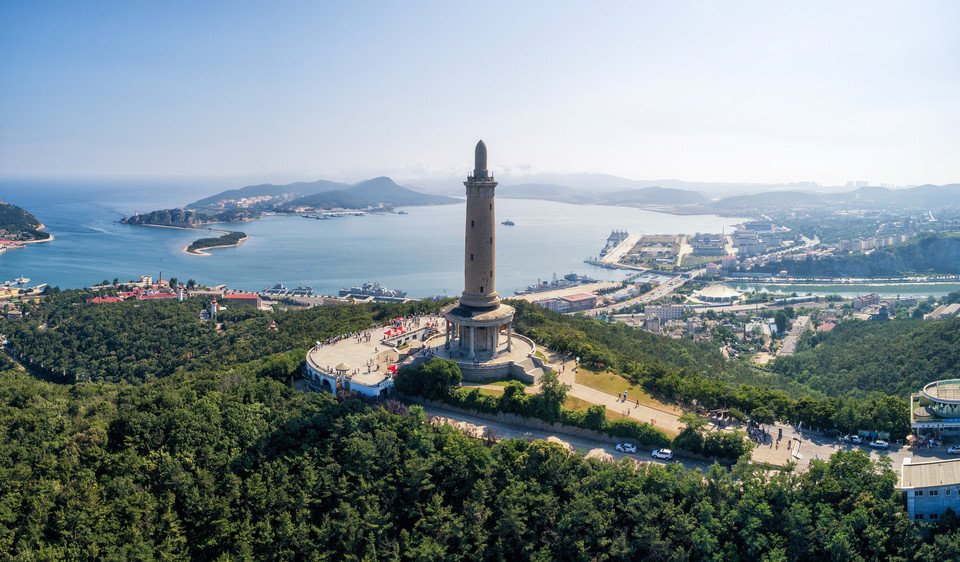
[464,352,691,438]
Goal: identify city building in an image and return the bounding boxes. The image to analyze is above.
[898,458,960,522]
[646,304,685,321]
[690,232,725,256]
[853,293,881,310]
[534,292,598,313]
[911,380,960,438]
[692,284,742,304]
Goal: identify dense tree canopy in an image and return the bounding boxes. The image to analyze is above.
[0,289,956,557]
[773,317,960,398]
[1,291,445,384]
[0,365,950,560]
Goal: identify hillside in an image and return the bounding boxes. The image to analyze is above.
[187,176,456,213]
[749,233,960,277]
[772,317,960,398]
[188,179,348,211]
[288,176,457,209]
[120,207,259,227]
[0,202,50,241]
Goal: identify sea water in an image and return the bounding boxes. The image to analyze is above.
[0,179,741,297]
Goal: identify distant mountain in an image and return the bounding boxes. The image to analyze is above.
[707,190,823,212]
[187,179,348,211]
[497,183,707,207]
[288,177,457,209]
[597,186,708,206]
[0,202,50,241]
[825,184,960,209]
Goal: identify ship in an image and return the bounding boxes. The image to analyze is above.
[14,276,29,285]
[339,281,407,299]
[599,229,628,257]
[501,219,515,226]
[514,272,598,295]
[263,283,314,296]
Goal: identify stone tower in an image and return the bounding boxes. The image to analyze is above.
[460,140,500,310]
[442,140,515,360]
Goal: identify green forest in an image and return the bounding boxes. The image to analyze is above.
[510,300,911,438]
[186,231,248,254]
[772,317,960,398]
[1,290,959,557]
[0,202,50,241]
[5,366,958,560]
[120,208,259,227]
[747,234,960,277]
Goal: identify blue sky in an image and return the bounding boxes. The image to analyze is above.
[2,1,958,187]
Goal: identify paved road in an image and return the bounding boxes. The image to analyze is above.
[419,403,716,472]
[592,268,705,314]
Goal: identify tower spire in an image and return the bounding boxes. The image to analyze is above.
[474,139,488,178]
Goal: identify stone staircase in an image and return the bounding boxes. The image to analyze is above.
[511,357,549,384]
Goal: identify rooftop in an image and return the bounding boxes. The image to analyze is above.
[901,458,960,489]
[922,380,960,404]
[562,293,597,302]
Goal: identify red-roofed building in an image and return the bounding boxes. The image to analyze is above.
[223,293,261,307]
[560,292,598,312]
[817,322,836,332]
[139,293,178,300]
[87,296,122,304]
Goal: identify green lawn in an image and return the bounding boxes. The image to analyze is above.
[564,396,626,422]
[575,369,679,411]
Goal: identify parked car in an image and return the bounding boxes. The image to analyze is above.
[948,445,960,455]
[844,435,863,444]
[869,440,889,449]
[616,443,637,454]
[652,449,673,460]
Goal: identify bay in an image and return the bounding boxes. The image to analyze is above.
[0,179,741,297]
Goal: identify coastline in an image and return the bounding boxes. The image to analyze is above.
[183,234,249,256]
[1,226,55,253]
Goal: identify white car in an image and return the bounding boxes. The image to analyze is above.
[844,435,863,444]
[948,446,960,455]
[869,440,889,450]
[616,443,637,454]
[652,448,673,460]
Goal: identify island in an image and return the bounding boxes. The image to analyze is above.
[120,175,458,254]
[185,230,248,256]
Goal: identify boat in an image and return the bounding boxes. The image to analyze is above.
[14,276,29,285]
[501,219,515,226]
[397,210,409,215]
[339,281,406,299]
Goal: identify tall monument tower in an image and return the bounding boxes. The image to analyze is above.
[460,140,499,309]
[442,140,515,362]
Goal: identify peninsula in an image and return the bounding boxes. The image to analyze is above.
[0,202,52,252]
